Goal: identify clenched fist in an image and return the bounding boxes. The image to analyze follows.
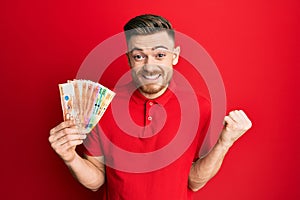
[220,110,252,148]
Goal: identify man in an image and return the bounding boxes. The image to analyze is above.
[49,14,252,199]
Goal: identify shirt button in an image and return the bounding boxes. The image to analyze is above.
[149,102,153,106]
[148,116,152,121]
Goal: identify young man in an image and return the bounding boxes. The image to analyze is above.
[49,14,252,199]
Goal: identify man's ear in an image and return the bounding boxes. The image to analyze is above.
[172,46,181,65]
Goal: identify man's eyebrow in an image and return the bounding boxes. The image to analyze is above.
[130,46,169,52]
[152,46,169,50]
[130,47,144,52]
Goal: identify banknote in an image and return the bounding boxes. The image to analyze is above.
[59,83,76,121]
[59,79,115,133]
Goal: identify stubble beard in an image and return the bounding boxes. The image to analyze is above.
[131,66,172,96]
[138,83,166,95]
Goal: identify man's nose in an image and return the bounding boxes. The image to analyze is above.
[142,63,156,73]
[144,55,156,65]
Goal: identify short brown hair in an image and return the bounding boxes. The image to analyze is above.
[123,14,175,42]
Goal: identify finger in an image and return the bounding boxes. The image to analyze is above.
[230,110,248,124]
[234,110,248,124]
[65,113,71,121]
[60,139,84,152]
[228,111,240,123]
[238,110,252,129]
[231,110,252,131]
[51,139,84,156]
[50,133,86,150]
[238,110,251,123]
[224,115,235,127]
[224,114,244,132]
[56,134,87,146]
[49,126,85,143]
[50,120,76,135]
[66,114,75,121]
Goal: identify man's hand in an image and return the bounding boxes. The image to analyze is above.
[48,119,87,163]
[220,110,252,148]
[48,119,105,191]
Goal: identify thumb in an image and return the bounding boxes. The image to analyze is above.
[65,113,72,121]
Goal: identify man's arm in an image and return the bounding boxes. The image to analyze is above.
[49,120,105,191]
[65,154,105,191]
[188,110,252,191]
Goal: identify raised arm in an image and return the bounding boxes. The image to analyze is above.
[49,120,105,191]
[188,110,252,191]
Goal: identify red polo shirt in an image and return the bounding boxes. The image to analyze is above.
[84,81,211,200]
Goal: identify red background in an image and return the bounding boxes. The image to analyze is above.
[1,0,299,199]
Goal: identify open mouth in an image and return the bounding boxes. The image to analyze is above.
[142,74,161,80]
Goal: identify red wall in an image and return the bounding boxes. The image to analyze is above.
[1,0,299,199]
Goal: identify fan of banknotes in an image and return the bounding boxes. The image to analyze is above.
[59,79,116,133]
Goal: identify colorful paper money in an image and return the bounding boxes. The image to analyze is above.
[59,79,115,133]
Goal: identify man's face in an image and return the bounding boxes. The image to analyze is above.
[126,31,180,98]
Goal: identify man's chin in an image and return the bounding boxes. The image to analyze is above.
[139,84,165,95]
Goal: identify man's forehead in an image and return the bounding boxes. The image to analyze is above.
[127,31,174,51]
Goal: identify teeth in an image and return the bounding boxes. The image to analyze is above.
[143,74,160,80]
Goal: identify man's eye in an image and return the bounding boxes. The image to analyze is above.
[133,54,144,61]
[156,53,166,58]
